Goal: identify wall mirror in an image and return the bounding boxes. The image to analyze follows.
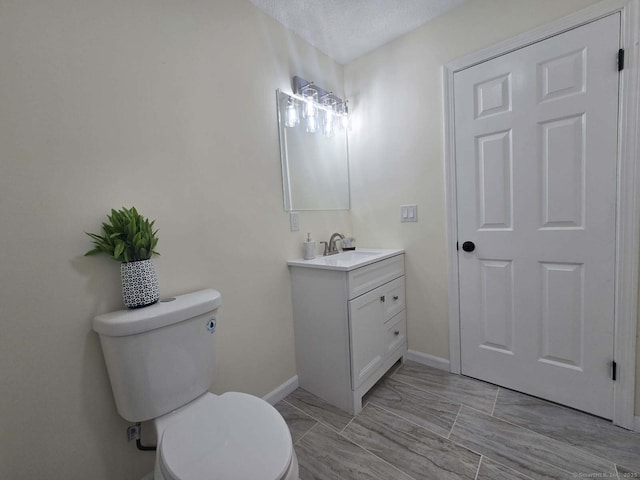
[276,89,350,211]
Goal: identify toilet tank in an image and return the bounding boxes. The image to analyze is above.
[93,289,222,422]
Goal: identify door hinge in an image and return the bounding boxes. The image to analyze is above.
[618,49,625,71]
[612,360,617,381]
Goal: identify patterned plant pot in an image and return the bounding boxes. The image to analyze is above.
[121,259,160,308]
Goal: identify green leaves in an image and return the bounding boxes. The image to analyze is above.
[84,207,159,262]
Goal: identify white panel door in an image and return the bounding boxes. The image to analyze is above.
[454,14,620,418]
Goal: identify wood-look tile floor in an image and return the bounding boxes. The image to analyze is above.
[275,361,640,480]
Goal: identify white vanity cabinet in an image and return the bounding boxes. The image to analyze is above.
[288,250,406,415]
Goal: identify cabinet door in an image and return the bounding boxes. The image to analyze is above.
[380,276,405,320]
[349,286,386,389]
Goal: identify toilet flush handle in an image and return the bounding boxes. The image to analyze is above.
[206,317,217,333]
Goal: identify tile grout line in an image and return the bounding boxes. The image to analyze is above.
[454,404,618,477]
[288,395,418,480]
[490,411,640,474]
[349,402,486,479]
[486,409,619,471]
[474,455,483,480]
[280,399,319,445]
[281,399,317,421]
[287,376,624,478]
[388,364,622,477]
[447,405,463,440]
[293,421,318,446]
[390,376,470,405]
[390,375,496,415]
[281,399,352,436]
[480,455,537,480]
[365,400,458,441]
[449,436,613,480]
[335,425,420,480]
[491,388,500,416]
[339,401,368,434]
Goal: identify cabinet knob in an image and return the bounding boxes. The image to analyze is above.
[380,295,386,302]
[394,330,400,336]
[393,295,399,301]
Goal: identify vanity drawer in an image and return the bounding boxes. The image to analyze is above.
[347,254,405,299]
[385,311,407,356]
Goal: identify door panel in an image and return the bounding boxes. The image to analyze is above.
[476,130,513,230]
[540,262,584,369]
[455,14,620,418]
[540,114,585,229]
[538,49,586,102]
[479,259,514,354]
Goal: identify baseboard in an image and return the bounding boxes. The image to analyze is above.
[635,416,640,432]
[263,375,299,405]
[406,350,450,372]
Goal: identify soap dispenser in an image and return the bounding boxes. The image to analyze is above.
[303,233,316,260]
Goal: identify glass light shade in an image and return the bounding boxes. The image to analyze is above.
[305,114,319,133]
[335,101,349,131]
[341,114,349,130]
[303,100,317,120]
[323,109,336,137]
[301,88,318,119]
[284,98,299,128]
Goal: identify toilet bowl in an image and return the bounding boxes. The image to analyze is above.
[153,393,298,480]
[93,289,298,480]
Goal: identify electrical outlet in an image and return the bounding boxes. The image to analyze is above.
[290,212,300,231]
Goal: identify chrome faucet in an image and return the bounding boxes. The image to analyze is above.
[324,232,345,256]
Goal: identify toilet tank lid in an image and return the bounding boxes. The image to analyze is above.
[93,289,222,337]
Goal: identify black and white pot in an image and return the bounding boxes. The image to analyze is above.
[121,259,160,308]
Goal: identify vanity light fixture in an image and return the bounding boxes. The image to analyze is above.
[282,75,349,135]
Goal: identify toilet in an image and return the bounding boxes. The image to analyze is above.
[93,289,298,480]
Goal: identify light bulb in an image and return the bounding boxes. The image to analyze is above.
[301,87,318,123]
[285,98,299,128]
[341,114,349,130]
[323,109,335,137]
[305,114,318,133]
[304,99,317,119]
[335,101,349,131]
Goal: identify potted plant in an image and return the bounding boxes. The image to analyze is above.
[85,207,160,308]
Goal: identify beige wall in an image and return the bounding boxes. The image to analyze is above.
[345,0,640,415]
[0,1,351,478]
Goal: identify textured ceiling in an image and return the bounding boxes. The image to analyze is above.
[249,0,469,64]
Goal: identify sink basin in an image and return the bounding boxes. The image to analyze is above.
[331,251,376,261]
[288,249,404,271]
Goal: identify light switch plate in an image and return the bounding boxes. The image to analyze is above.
[401,204,417,223]
[290,212,300,231]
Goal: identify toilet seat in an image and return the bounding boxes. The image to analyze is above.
[157,392,293,480]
